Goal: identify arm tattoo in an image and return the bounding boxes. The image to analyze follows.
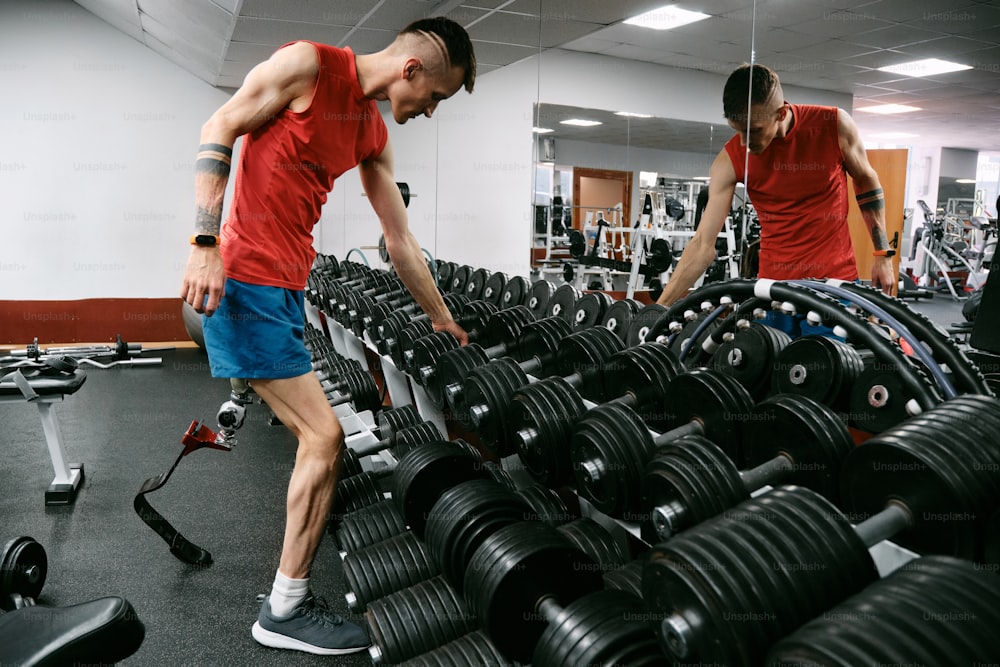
[195,143,233,178]
[856,187,884,212]
[870,223,889,251]
[195,205,222,235]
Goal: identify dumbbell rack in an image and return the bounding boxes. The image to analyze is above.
[304,257,1000,665]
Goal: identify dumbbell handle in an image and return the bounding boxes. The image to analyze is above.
[351,435,392,458]
[854,501,912,548]
[659,499,915,661]
[574,418,710,495]
[650,454,795,540]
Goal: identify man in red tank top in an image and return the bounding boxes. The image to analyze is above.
[179,19,476,655]
[656,63,895,306]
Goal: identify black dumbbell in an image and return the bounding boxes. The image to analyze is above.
[640,393,854,542]
[569,367,754,518]
[644,395,1000,666]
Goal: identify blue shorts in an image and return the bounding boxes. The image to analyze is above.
[202,278,312,380]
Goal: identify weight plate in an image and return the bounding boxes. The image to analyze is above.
[660,368,754,466]
[640,434,748,544]
[601,298,642,343]
[464,521,602,664]
[601,341,682,426]
[571,292,614,331]
[459,358,529,452]
[465,267,491,302]
[710,322,791,400]
[499,275,530,309]
[741,394,853,503]
[548,284,582,324]
[449,265,473,295]
[510,376,586,487]
[571,402,656,519]
[627,304,669,346]
[527,280,557,320]
[0,536,47,605]
[392,441,491,538]
[532,589,662,667]
[481,271,508,307]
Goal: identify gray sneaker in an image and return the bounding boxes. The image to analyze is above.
[252,593,370,655]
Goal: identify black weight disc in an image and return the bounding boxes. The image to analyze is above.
[410,331,460,387]
[848,364,921,433]
[448,264,473,295]
[571,292,614,331]
[548,284,582,324]
[464,267,492,302]
[741,394,853,503]
[464,521,603,664]
[392,441,491,538]
[376,404,421,442]
[571,402,656,519]
[499,275,530,309]
[0,536,47,605]
[459,358,530,453]
[601,341,682,427]
[532,589,663,667]
[839,412,990,559]
[431,344,489,410]
[771,334,866,410]
[642,486,877,666]
[554,326,624,403]
[766,555,1000,667]
[600,298,641,344]
[515,483,572,526]
[626,303,669,346]
[397,630,512,667]
[660,368,754,466]
[424,478,533,592]
[435,261,456,291]
[527,280,557,320]
[480,271,508,307]
[710,321,791,400]
[510,376,586,487]
[556,518,627,571]
[516,316,571,372]
[640,434,749,544]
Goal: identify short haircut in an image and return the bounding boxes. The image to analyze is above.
[400,17,477,92]
[723,63,781,122]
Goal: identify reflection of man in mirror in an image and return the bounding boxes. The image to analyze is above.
[180,18,475,656]
[656,63,895,306]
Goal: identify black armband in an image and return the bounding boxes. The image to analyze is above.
[856,187,884,211]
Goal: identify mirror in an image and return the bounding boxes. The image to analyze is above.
[531,2,759,291]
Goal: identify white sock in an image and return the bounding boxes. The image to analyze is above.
[269,570,309,618]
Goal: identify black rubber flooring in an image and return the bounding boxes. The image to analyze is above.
[1,347,372,666]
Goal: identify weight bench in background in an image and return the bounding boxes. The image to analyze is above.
[0,367,88,505]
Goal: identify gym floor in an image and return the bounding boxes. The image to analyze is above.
[0,293,969,666]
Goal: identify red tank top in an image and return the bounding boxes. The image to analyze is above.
[223,43,388,289]
[725,104,858,281]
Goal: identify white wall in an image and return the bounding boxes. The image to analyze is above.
[0,0,231,300]
[0,3,892,304]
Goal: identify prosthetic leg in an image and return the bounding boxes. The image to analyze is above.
[134,379,253,565]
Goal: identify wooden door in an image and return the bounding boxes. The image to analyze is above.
[572,167,633,231]
[847,148,908,281]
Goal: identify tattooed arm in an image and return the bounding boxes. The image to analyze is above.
[180,41,319,315]
[839,108,895,296]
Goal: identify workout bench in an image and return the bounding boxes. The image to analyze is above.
[0,361,88,505]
